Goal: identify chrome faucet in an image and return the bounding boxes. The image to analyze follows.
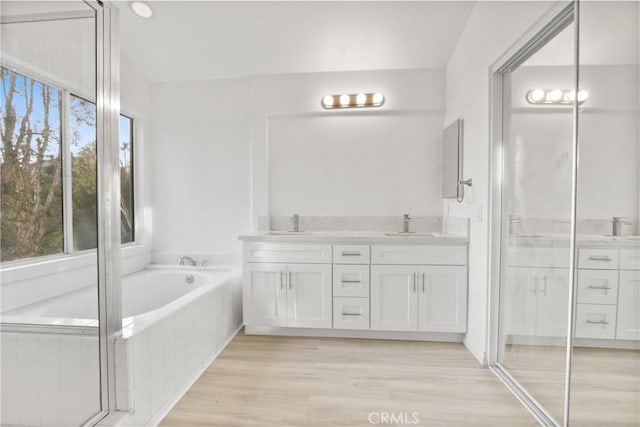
[402,214,412,233]
[291,214,300,232]
[612,217,631,237]
[177,255,197,266]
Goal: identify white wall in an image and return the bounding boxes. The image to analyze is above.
[251,68,445,221]
[149,79,251,258]
[444,1,558,364]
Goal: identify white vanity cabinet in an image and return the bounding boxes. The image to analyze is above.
[575,247,640,341]
[242,240,469,339]
[370,246,468,333]
[616,267,640,340]
[504,267,570,338]
[243,244,332,329]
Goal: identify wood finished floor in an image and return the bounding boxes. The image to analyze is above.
[504,344,640,426]
[160,332,536,426]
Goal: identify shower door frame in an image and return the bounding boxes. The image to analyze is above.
[1,2,123,425]
[486,1,580,426]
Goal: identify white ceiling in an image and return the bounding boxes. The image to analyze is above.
[115,1,475,82]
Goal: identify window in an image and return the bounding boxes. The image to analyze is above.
[119,115,134,244]
[0,68,64,261]
[1,68,135,262]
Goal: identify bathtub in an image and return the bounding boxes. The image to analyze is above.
[0,265,243,426]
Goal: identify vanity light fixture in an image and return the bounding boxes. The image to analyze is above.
[130,1,153,18]
[526,88,589,105]
[321,92,385,109]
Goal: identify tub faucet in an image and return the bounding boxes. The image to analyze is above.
[177,255,197,266]
[291,214,300,232]
[403,214,412,233]
[612,217,631,237]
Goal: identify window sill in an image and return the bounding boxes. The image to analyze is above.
[0,244,150,284]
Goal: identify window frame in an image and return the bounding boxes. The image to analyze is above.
[0,65,136,264]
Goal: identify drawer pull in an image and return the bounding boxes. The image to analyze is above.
[586,320,610,325]
[587,285,612,290]
[588,256,612,262]
[341,313,362,317]
[341,280,362,284]
[341,251,362,256]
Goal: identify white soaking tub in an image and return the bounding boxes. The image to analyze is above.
[0,265,243,427]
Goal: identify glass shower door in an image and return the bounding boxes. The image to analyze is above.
[0,2,104,425]
[495,15,576,425]
[570,2,640,425]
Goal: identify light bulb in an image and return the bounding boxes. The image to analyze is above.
[130,1,153,18]
[547,89,563,102]
[529,89,545,102]
[372,92,384,105]
[339,94,350,107]
[322,95,334,108]
[356,93,367,105]
[577,90,589,102]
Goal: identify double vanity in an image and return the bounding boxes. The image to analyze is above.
[239,222,469,342]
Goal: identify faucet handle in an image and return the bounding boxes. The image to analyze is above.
[613,216,631,224]
[403,213,411,220]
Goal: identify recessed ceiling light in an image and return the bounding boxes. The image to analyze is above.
[130,1,153,18]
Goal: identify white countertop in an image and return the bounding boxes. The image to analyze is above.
[238,231,469,245]
[510,233,640,249]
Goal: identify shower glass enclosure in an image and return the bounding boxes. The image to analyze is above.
[0,1,120,426]
[491,1,639,426]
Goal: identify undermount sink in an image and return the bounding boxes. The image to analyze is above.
[265,230,316,235]
[384,232,439,237]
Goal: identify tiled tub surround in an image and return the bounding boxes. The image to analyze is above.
[0,265,242,427]
[1,330,100,426]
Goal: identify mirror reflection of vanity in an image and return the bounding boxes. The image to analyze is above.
[495,2,639,425]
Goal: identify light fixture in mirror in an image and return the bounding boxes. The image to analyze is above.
[322,92,385,109]
[130,1,153,18]
[526,88,589,105]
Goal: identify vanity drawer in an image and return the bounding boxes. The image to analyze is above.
[620,249,640,270]
[578,249,619,270]
[577,270,619,305]
[333,297,370,330]
[333,245,370,264]
[371,245,467,265]
[243,242,331,263]
[333,265,370,297]
[575,304,617,339]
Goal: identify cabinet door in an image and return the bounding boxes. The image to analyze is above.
[417,266,467,333]
[617,270,640,340]
[536,268,570,337]
[503,267,539,337]
[370,265,418,331]
[286,264,332,329]
[243,263,287,327]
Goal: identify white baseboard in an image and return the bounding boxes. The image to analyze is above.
[147,323,244,427]
[244,326,464,343]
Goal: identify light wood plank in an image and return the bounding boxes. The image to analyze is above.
[161,332,536,426]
